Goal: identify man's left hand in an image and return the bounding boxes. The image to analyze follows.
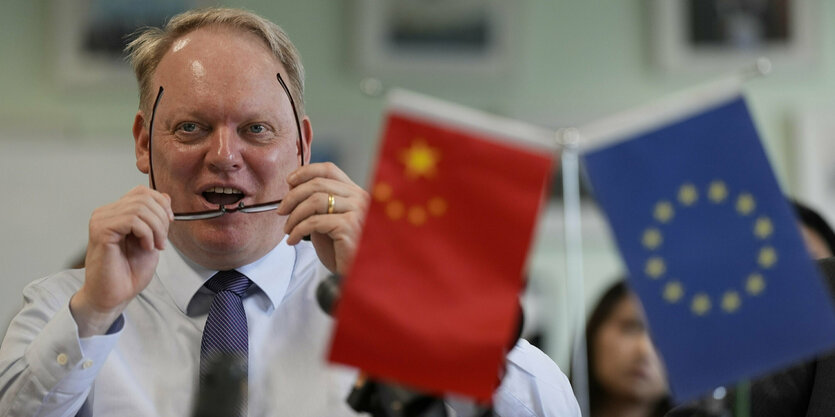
[278,162,369,275]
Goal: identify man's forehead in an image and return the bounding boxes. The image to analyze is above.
[167,25,272,55]
[154,27,280,84]
[171,37,191,54]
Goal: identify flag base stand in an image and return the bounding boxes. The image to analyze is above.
[346,377,448,417]
[346,377,494,417]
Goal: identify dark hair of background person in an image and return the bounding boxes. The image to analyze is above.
[791,199,835,256]
[585,281,672,417]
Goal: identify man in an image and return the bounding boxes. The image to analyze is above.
[0,8,579,416]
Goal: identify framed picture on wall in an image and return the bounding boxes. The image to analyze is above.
[351,0,519,76]
[650,0,819,73]
[51,0,202,87]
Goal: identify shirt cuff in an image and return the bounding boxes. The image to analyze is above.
[24,301,123,394]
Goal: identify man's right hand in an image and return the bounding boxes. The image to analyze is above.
[70,186,174,337]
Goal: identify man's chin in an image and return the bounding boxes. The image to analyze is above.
[168,217,285,267]
[170,229,260,269]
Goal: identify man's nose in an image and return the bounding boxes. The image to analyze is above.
[206,126,243,171]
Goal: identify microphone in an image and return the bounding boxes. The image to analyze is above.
[191,353,247,417]
[316,273,342,316]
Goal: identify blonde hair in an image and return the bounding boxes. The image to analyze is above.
[125,7,305,118]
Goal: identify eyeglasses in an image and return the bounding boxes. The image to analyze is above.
[148,73,304,221]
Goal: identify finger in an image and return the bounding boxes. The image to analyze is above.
[286,214,336,245]
[106,191,169,247]
[128,216,157,252]
[281,175,366,213]
[283,192,330,235]
[131,186,174,221]
[283,192,361,234]
[286,162,356,187]
[151,191,174,221]
[286,211,364,246]
[278,177,357,215]
[116,192,171,247]
[91,188,170,240]
[131,203,170,250]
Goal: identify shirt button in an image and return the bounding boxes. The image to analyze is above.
[82,360,94,369]
[56,353,68,366]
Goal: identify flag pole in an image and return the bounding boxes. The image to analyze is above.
[558,127,589,417]
[730,56,770,417]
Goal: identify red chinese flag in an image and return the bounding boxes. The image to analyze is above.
[329,90,555,401]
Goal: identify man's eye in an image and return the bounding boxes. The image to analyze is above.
[248,124,266,134]
[179,122,198,133]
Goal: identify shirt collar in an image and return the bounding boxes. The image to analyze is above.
[156,236,297,315]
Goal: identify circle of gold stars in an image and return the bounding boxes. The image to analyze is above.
[642,180,776,317]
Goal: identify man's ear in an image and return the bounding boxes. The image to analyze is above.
[134,111,150,174]
[302,116,313,165]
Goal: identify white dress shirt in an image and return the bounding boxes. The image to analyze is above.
[0,238,579,416]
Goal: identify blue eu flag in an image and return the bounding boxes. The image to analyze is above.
[582,95,835,401]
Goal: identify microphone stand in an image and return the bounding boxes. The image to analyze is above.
[191,353,247,417]
[317,275,499,417]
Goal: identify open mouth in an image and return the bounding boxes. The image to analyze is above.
[202,186,244,207]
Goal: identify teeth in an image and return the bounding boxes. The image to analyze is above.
[207,186,243,194]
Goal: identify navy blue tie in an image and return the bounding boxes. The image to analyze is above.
[200,270,252,397]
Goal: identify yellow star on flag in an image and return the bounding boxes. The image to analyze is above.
[654,201,674,223]
[758,246,777,269]
[746,273,766,295]
[736,193,756,216]
[645,256,666,279]
[663,281,684,303]
[721,291,741,313]
[691,293,712,316]
[373,182,393,202]
[754,216,774,239]
[642,228,663,250]
[400,139,440,179]
[708,180,728,203]
[678,183,698,206]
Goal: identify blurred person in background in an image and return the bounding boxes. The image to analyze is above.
[741,199,835,416]
[585,280,672,417]
[791,199,835,260]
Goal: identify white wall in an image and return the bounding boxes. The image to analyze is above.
[0,137,145,331]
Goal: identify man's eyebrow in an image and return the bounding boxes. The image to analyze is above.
[163,108,292,126]
[157,108,204,123]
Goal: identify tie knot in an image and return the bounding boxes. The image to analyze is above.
[206,270,252,297]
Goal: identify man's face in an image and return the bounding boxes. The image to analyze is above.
[134,26,310,270]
